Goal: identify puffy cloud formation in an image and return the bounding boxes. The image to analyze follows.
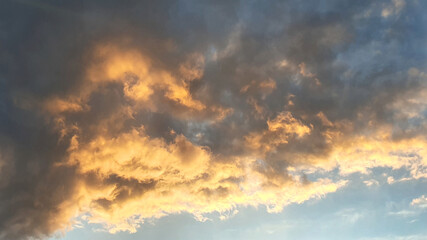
[0,0,426,239]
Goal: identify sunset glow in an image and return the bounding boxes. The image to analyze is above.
[1,1,426,240]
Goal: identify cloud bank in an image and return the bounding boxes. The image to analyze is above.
[0,0,426,239]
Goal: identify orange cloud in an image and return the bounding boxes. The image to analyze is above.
[36,44,427,236]
[60,126,345,233]
[246,111,312,154]
[42,44,229,122]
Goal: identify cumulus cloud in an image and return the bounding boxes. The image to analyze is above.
[0,0,426,239]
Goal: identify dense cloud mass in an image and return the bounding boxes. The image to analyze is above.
[0,0,426,239]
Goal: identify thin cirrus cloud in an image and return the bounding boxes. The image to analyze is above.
[0,0,426,239]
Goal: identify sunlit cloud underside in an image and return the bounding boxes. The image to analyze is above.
[0,0,426,240]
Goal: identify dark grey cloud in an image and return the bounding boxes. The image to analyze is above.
[0,0,426,239]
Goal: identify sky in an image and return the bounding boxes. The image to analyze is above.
[0,0,426,239]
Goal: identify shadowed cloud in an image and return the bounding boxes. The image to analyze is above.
[0,0,426,239]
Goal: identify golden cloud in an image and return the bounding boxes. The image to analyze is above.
[60,126,345,233]
[39,44,427,235]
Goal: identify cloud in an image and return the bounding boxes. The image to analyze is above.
[0,0,426,239]
[382,0,406,18]
[411,195,427,209]
[62,126,345,233]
